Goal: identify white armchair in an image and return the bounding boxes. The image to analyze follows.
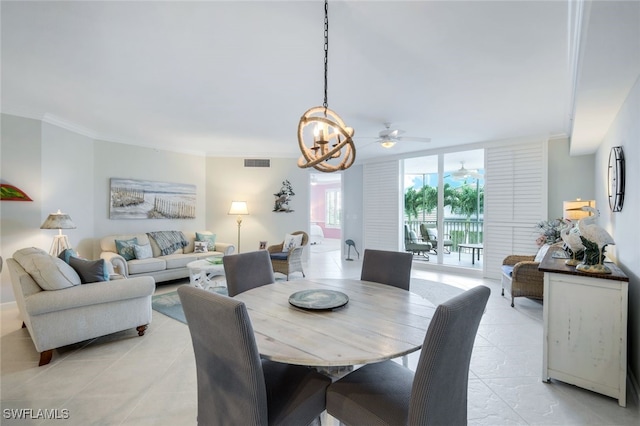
[7,248,155,366]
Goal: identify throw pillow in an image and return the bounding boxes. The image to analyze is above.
[428,228,438,240]
[534,244,551,263]
[14,250,81,290]
[133,243,153,260]
[115,237,138,261]
[58,248,78,264]
[194,241,209,253]
[282,233,303,252]
[69,257,109,284]
[196,232,216,251]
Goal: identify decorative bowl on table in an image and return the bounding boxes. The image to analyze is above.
[288,289,349,311]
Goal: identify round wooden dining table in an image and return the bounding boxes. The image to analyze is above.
[233,278,437,368]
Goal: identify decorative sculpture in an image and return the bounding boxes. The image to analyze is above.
[273,180,295,212]
[576,207,615,274]
[560,223,584,266]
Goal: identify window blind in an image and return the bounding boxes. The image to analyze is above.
[484,140,548,279]
[363,161,401,251]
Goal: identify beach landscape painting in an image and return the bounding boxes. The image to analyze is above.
[110,178,196,219]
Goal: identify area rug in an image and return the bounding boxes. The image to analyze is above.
[409,278,465,306]
[152,287,227,324]
[152,279,464,324]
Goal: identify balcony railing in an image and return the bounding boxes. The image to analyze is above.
[406,219,484,251]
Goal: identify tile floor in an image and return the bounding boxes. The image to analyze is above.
[1,248,638,425]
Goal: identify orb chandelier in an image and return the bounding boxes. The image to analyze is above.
[297,0,355,173]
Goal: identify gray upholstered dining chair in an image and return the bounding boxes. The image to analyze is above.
[326,285,491,426]
[361,248,413,291]
[222,250,276,297]
[178,285,331,426]
[361,248,413,366]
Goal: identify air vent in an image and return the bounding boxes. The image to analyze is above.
[244,159,271,168]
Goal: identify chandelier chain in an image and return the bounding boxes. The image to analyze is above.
[323,0,329,111]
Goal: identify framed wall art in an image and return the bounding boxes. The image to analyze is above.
[109,178,196,219]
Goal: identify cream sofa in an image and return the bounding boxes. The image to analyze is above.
[100,231,235,283]
[7,247,155,366]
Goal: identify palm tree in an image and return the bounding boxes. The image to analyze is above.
[450,181,484,243]
[404,187,421,221]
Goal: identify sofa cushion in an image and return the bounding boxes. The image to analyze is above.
[115,238,138,261]
[69,257,109,284]
[162,253,203,270]
[196,232,216,251]
[270,252,288,260]
[128,258,166,275]
[14,248,81,290]
[133,243,153,260]
[501,265,514,277]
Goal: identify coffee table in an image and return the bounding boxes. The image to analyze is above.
[187,258,225,291]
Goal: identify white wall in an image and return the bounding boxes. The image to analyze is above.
[547,137,595,217]
[1,115,43,303]
[41,122,95,258]
[595,75,639,384]
[91,140,207,258]
[205,157,309,254]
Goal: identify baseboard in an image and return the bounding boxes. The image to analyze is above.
[0,300,17,311]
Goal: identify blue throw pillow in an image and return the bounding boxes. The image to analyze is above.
[69,257,109,284]
[58,248,78,264]
[115,237,138,261]
[133,243,153,260]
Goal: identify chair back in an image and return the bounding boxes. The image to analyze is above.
[293,231,309,247]
[223,250,275,297]
[419,224,435,241]
[178,285,269,425]
[409,285,490,425]
[361,248,413,291]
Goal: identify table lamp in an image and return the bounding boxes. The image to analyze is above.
[563,199,595,220]
[228,201,249,253]
[40,209,77,256]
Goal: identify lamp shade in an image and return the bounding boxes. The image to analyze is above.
[228,201,249,216]
[40,210,76,230]
[563,200,595,221]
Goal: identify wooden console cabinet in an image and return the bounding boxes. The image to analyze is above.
[539,250,629,406]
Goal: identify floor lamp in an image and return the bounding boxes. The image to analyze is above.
[40,210,77,257]
[228,201,249,253]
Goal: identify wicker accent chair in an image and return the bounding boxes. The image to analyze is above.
[501,254,542,307]
[268,231,309,280]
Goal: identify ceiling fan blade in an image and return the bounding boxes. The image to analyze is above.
[396,136,431,143]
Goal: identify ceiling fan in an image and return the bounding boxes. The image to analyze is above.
[450,162,482,180]
[361,122,431,148]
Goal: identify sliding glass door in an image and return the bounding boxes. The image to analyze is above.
[403,149,484,270]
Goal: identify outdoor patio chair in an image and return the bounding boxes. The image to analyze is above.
[404,225,431,259]
[420,223,453,254]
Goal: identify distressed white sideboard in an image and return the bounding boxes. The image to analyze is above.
[539,249,629,407]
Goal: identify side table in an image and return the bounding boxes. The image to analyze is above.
[187,258,226,291]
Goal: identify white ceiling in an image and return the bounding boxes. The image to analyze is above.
[2,1,638,164]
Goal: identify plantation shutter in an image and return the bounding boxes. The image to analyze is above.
[483,140,548,279]
[363,161,402,251]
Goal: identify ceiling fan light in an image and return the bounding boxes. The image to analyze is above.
[380,140,396,148]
